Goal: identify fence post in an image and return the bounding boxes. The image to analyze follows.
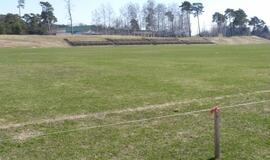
[211,107,221,160]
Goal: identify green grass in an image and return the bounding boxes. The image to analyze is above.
[0,44,269,159]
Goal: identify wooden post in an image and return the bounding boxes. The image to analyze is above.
[211,107,221,160]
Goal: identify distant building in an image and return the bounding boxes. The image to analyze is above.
[66,25,92,34]
[56,29,70,35]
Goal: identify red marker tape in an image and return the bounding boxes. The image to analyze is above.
[210,107,220,114]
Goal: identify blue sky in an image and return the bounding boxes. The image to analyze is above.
[1,0,270,34]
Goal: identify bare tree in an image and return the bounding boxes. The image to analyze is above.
[144,0,156,31]
[167,3,181,35]
[120,3,139,29]
[137,7,144,29]
[127,3,140,21]
[155,3,166,31]
[92,10,101,25]
[106,4,114,28]
[120,5,129,28]
[93,3,115,34]
[65,0,73,34]
[113,17,123,29]
[100,4,107,28]
[165,11,174,33]
[127,2,140,32]
[92,9,102,32]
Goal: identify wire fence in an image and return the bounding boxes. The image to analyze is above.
[0,99,269,142]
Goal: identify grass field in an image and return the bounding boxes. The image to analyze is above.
[0,44,269,159]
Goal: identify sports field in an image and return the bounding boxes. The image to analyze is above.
[0,44,269,159]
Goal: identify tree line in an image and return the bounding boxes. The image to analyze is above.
[211,9,269,37]
[0,1,57,35]
[92,1,204,37]
[92,0,269,37]
[0,0,269,38]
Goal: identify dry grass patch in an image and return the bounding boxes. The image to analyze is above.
[13,130,43,141]
[208,36,270,45]
[0,35,70,48]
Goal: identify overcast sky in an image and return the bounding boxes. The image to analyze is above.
[1,0,270,34]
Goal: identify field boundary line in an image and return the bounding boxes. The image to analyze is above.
[0,90,270,130]
[15,99,270,139]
